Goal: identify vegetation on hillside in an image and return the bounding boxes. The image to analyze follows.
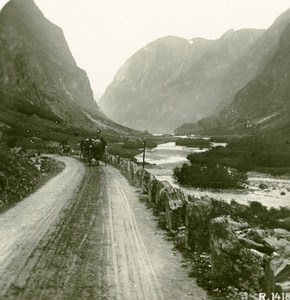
[107,137,158,161]
[174,135,290,189]
[175,138,210,148]
[192,136,290,173]
[0,142,64,213]
[121,138,157,150]
[174,163,247,189]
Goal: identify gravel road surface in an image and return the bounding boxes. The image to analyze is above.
[0,156,211,300]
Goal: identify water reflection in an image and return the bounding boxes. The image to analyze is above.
[135,142,290,209]
[135,142,208,168]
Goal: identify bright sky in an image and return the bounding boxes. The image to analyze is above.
[1,0,290,99]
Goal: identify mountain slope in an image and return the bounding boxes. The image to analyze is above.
[99,30,264,133]
[177,10,290,137]
[202,22,290,136]
[0,0,134,145]
[175,9,290,135]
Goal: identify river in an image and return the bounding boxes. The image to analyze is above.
[136,142,208,168]
[135,142,290,209]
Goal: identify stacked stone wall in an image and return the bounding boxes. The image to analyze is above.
[107,154,290,294]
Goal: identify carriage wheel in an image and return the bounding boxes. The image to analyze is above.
[87,150,92,166]
[103,148,108,166]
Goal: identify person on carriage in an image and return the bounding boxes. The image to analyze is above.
[100,136,107,149]
[95,129,107,150]
[95,129,102,140]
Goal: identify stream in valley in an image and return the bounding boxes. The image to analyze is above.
[135,141,290,209]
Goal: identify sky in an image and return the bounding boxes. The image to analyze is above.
[1,0,290,100]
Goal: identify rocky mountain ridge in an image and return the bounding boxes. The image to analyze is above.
[0,0,135,147]
[100,8,290,135]
[177,9,290,137]
[99,28,265,133]
[208,22,290,136]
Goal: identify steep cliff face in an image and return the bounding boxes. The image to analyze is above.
[99,30,264,133]
[0,0,132,141]
[175,9,290,135]
[211,22,290,135]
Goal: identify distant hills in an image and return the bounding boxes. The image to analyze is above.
[3,0,289,143]
[99,29,264,133]
[99,8,290,135]
[193,21,290,138]
[176,9,290,138]
[0,0,136,147]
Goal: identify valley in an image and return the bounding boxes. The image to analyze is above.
[136,140,290,209]
[1,0,290,298]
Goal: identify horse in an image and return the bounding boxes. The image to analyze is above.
[59,141,72,155]
[80,138,106,165]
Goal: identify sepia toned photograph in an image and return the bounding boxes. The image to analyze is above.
[1,0,290,299]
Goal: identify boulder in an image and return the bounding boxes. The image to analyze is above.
[269,257,290,292]
[155,180,174,213]
[264,236,290,258]
[266,236,290,292]
[245,228,267,244]
[259,183,269,189]
[276,217,290,231]
[209,216,264,291]
[238,237,273,255]
[273,228,290,241]
[276,281,290,293]
[186,197,213,252]
[275,261,290,282]
[228,219,249,231]
[147,178,159,205]
[157,183,187,231]
[263,236,280,254]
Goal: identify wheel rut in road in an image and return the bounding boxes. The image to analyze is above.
[103,166,164,300]
[0,157,211,300]
[102,165,210,300]
[1,158,109,300]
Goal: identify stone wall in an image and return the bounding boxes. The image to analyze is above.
[107,154,290,294]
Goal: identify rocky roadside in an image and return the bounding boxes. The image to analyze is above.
[177,218,290,299]
[108,154,290,299]
[0,144,64,213]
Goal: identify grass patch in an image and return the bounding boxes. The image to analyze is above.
[175,138,210,148]
[174,135,290,189]
[0,143,64,213]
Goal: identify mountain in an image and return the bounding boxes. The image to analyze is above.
[0,0,134,146]
[196,21,290,138]
[175,8,290,135]
[99,29,264,133]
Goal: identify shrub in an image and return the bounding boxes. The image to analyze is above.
[0,143,64,212]
[174,163,247,189]
[175,138,210,148]
[6,137,17,148]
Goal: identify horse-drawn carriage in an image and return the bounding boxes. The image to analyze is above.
[59,140,73,155]
[80,138,107,165]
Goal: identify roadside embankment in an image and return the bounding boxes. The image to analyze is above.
[0,144,64,213]
[108,154,290,298]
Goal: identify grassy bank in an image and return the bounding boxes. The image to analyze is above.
[0,143,64,213]
[107,137,158,161]
[174,135,290,189]
[175,137,211,148]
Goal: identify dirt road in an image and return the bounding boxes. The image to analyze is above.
[0,156,211,299]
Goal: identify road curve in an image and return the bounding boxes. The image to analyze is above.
[0,156,85,296]
[0,156,211,300]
